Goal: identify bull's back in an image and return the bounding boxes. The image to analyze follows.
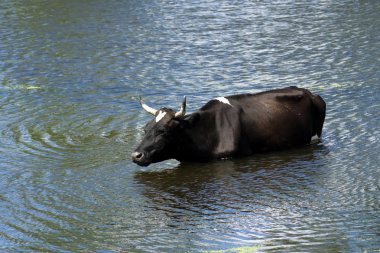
[232,87,325,152]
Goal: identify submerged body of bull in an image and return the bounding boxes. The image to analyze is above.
[132,86,326,166]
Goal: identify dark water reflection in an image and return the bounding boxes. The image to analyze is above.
[135,146,347,252]
[1,0,379,252]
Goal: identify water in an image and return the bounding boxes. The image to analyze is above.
[1,1,379,252]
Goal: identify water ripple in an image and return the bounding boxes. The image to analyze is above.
[1,0,380,252]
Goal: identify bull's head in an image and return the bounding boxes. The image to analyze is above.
[132,96,187,166]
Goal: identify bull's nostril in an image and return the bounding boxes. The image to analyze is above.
[132,152,144,161]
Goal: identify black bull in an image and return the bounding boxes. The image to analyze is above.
[132,86,326,166]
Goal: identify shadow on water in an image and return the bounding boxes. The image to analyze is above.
[135,144,329,213]
[134,144,335,251]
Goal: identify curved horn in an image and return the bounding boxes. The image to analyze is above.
[139,96,157,116]
[175,96,187,118]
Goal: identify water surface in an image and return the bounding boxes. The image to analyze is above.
[1,1,379,252]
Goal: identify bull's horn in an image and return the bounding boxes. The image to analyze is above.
[139,96,157,116]
[175,96,187,118]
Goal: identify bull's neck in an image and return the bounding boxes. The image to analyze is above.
[171,123,210,162]
[171,128,194,162]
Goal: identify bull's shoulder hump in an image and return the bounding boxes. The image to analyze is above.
[214,97,232,106]
[200,97,234,110]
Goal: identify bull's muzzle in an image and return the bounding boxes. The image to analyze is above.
[131,151,149,166]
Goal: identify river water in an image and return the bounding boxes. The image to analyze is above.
[1,1,379,252]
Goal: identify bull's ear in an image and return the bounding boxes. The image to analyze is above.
[181,113,200,128]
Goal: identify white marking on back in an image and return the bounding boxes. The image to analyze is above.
[155,111,167,123]
[215,97,232,106]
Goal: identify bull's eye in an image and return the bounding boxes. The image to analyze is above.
[156,129,166,135]
[143,123,153,133]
